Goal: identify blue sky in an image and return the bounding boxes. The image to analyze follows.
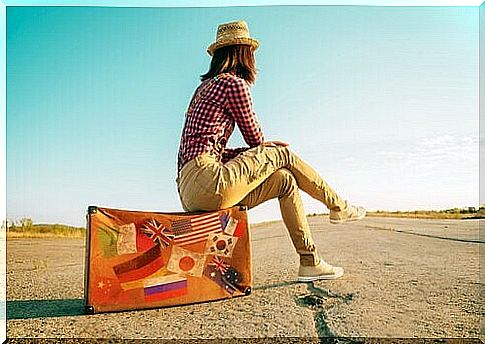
[6,5,479,226]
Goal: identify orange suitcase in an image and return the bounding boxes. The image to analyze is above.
[84,205,252,313]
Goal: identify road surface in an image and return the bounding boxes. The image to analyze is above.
[6,216,483,340]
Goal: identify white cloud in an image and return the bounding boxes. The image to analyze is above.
[377,134,478,168]
[342,156,359,168]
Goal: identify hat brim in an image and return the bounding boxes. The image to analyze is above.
[207,37,259,56]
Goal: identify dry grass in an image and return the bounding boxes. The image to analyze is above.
[6,231,85,239]
[365,212,478,220]
[305,209,484,220]
[5,223,86,239]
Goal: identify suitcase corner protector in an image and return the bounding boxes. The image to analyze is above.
[85,305,95,314]
[87,206,98,214]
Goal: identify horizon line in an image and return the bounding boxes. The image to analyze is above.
[4,205,483,227]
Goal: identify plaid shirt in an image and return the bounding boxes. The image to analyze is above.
[177,72,264,173]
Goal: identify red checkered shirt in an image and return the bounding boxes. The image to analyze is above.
[177,72,264,173]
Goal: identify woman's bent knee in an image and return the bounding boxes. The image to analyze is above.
[272,168,298,196]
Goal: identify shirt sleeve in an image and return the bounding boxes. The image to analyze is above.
[226,77,264,147]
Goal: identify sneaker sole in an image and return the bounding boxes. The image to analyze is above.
[329,212,366,225]
[297,270,344,282]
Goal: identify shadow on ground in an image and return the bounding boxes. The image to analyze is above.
[7,299,85,319]
[254,280,300,291]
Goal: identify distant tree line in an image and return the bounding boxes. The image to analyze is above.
[308,206,485,219]
[1,217,85,237]
[440,206,484,214]
[372,206,484,214]
[2,218,33,231]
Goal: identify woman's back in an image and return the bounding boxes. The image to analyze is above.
[177,72,263,173]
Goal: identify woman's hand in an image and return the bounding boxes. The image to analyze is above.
[263,140,289,148]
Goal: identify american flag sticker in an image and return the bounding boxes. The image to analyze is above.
[171,212,223,247]
[219,212,230,228]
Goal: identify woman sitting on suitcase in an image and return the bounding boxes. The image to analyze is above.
[176,20,366,282]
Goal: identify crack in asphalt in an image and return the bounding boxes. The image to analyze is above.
[364,225,484,244]
[296,282,353,340]
[253,222,483,245]
[251,234,288,242]
[254,280,354,340]
[253,280,300,291]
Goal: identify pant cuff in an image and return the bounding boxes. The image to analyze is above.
[300,253,320,266]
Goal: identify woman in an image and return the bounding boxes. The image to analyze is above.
[176,20,366,282]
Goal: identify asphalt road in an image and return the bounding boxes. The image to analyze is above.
[6,216,483,340]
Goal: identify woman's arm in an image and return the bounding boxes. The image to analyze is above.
[221,147,249,162]
[223,78,288,162]
[226,77,265,147]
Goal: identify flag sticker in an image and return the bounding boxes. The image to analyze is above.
[223,217,238,236]
[219,212,230,229]
[205,233,238,257]
[98,223,140,257]
[90,276,122,305]
[204,257,242,296]
[117,223,137,255]
[113,244,164,283]
[119,266,171,291]
[143,274,188,302]
[209,256,230,274]
[98,225,120,258]
[167,246,207,277]
[141,218,174,248]
[232,220,247,238]
[171,213,223,247]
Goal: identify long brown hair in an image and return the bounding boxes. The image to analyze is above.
[201,45,257,84]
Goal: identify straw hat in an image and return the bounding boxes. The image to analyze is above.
[207,20,259,56]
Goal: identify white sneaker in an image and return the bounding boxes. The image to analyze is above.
[297,258,344,282]
[329,204,366,224]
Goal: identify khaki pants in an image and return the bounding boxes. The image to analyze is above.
[176,145,347,266]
